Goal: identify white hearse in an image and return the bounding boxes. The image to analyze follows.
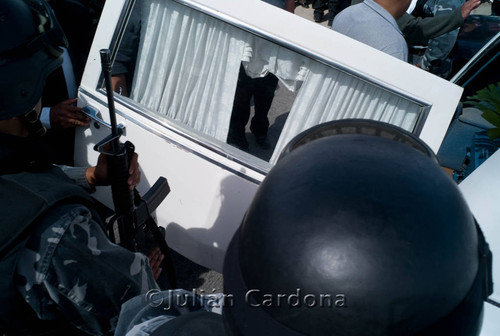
[74,0,500,333]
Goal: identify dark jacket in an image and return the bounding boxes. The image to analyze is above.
[0,134,92,335]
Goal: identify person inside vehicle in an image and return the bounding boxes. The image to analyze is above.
[111,0,142,97]
[0,1,160,335]
[113,120,493,336]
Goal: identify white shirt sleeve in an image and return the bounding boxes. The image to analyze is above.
[40,107,52,129]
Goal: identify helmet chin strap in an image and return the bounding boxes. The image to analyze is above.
[21,109,47,137]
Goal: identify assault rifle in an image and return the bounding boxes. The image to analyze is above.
[92,49,176,288]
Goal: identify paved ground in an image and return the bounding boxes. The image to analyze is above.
[295,2,331,27]
[170,249,223,293]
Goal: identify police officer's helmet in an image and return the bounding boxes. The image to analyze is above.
[0,0,67,120]
[223,119,492,335]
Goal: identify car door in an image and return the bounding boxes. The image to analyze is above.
[449,31,500,336]
[438,31,500,177]
[74,0,463,271]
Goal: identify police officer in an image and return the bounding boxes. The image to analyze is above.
[114,119,492,335]
[0,1,158,335]
[416,0,467,77]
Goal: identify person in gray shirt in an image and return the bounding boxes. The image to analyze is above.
[349,0,480,46]
[331,0,411,61]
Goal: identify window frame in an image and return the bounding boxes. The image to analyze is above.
[87,0,464,179]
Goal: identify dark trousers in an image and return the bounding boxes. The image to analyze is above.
[312,0,350,18]
[228,65,279,138]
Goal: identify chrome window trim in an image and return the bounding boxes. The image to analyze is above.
[450,32,500,86]
[109,0,138,63]
[462,53,500,88]
[488,298,500,309]
[412,105,432,136]
[80,86,267,184]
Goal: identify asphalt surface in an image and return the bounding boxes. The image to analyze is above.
[168,249,223,293]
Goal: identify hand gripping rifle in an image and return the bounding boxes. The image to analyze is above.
[94,49,176,288]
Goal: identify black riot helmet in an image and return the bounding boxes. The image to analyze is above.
[0,0,67,120]
[223,119,492,336]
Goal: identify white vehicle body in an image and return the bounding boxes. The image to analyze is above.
[75,0,499,332]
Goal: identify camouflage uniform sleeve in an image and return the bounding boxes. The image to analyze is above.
[57,165,95,192]
[15,203,159,336]
[114,289,224,336]
[419,0,465,77]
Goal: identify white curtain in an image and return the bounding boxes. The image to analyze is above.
[129,0,422,162]
[269,61,422,163]
[131,0,249,141]
[241,36,310,92]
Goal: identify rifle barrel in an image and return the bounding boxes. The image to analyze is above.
[100,49,119,152]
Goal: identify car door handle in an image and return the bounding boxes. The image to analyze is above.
[81,105,125,132]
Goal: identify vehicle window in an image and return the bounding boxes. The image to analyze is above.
[461,50,500,100]
[106,0,428,166]
[452,13,500,77]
